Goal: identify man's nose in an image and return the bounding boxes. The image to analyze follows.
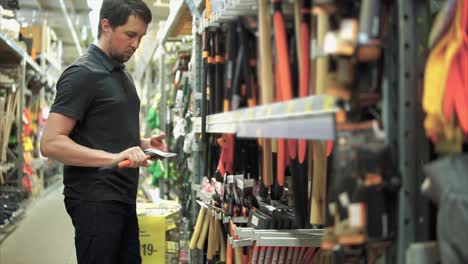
[131,38,140,49]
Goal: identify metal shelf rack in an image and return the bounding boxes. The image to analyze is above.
[193,95,337,139]
[0,32,43,74]
[230,227,324,248]
[156,0,193,47]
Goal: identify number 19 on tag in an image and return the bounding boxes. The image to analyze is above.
[141,243,157,256]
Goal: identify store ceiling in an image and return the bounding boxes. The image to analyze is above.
[16,0,170,66]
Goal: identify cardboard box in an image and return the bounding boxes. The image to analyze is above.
[20,26,44,55]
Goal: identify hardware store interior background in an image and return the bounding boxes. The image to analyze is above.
[0,0,467,263]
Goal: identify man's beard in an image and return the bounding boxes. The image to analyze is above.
[110,49,131,63]
[108,40,133,63]
[112,53,130,63]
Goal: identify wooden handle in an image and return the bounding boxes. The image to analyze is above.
[220,226,227,261]
[310,12,329,226]
[197,208,211,250]
[189,207,207,249]
[213,218,220,255]
[259,0,274,187]
[207,214,216,260]
[294,0,303,65]
[258,0,274,105]
[235,247,243,264]
[311,141,327,225]
[316,13,329,94]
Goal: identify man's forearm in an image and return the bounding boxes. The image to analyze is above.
[41,135,116,167]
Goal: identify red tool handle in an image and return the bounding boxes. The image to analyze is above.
[298,3,311,164]
[117,154,151,168]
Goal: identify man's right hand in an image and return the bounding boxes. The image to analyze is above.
[113,147,150,168]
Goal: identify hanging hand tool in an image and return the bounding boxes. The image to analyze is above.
[207,212,216,260]
[240,25,258,109]
[258,0,274,188]
[201,30,210,180]
[217,134,235,177]
[232,23,246,111]
[220,225,227,262]
[275,60,286,187]
[215,28,225,114]
[428,0,458,49]
[99,148,176,171]
[190,206,207,249]
[272,0,305,228]
[272,0,295,158]
[423,0,463,141]
[224,23,237,112]
[310,12,330,226]
[208,30,216,115]
[443,0,468,136]
[197,207,211,250]
[298,0,312,164]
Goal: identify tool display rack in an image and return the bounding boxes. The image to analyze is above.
[156,0,435,263]
[0,31,44,189]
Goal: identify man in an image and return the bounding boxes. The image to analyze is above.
[40,1,162,263]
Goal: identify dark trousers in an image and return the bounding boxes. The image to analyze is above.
[64,198,142,264]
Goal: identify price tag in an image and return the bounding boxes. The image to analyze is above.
[248,109,256,120]
[266,106,273,117]
[324,96,335,110]
[304,101,314,112]
[138,216,166,263]
[286,102,294,114]
[235,111,242,121]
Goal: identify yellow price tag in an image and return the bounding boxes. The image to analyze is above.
[266,106,273,117]
[286,102,294,114]
[248,109,255,120]
[139,216,166,263]
[235,111,241,122]
[304,101,314,112]
[324,96,335,110]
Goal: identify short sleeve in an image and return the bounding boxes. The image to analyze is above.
[50,66,95,121]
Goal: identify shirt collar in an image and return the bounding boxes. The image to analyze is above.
[88,44,125,72]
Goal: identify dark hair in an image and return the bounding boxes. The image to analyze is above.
[97,0,152,39]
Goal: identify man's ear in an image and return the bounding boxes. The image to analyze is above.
[101,19,112,36]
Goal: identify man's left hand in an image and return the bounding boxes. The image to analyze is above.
[150,133,167,152]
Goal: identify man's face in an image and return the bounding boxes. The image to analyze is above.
[106,15,148,63]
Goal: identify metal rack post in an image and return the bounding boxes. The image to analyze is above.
[397,0,421,262]
[17,58,26,189]
[191,16,202,186]
[159,53,167,199]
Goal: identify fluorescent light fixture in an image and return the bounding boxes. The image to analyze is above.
[87,0,103,42]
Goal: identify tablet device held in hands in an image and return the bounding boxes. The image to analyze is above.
[143,148,177,159]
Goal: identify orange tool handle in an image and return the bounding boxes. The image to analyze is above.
[117,154,151,168]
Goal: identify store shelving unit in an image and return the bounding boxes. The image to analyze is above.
[0,32,43,74]
[0,31,45,189]
[154,0,434,262]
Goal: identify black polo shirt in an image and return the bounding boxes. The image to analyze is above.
[50,44,141,204]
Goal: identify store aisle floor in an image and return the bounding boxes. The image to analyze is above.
[0,183,77,264]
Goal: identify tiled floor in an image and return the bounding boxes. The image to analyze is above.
[0,183,77,264]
